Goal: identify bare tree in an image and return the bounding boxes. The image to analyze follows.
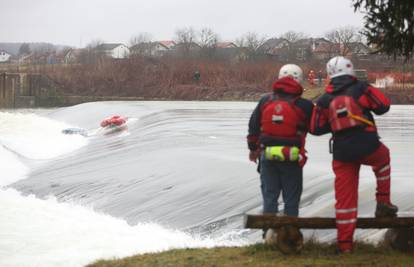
[325,26,363,56]
[244,32,267,51]
[129,32,153,46]
[199,28,219,48]
[235,32,267,61]
[18,43,31,55]
[198,27,219,58]
[78,39,105,64]
[234,36,245,48]
[86,39,104,48]
[129,32,154,56]
[174,27,198,57]
[280,31,308,43]
[277,31,310,62]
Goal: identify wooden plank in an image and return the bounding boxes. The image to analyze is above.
[244,214,414,229]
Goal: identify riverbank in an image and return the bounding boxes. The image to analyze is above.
[40,59,414,105]
[1,58,414,107]
[87,241,414,267]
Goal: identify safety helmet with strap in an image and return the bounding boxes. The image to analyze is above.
[278,64,304,83]
[326,56,355,79]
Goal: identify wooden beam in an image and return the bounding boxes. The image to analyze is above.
[244,214,414,229]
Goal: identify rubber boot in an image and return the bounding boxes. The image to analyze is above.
[375,202,398,218]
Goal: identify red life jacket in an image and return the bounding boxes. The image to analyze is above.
[261,95,303,139]
[328,95,372,132]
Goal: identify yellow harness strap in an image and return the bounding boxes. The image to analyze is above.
[348,113,375,127]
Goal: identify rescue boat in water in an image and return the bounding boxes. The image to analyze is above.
[100,115,128,134]
[100,115,127,128]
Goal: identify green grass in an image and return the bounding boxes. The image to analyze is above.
[86,241,414,267]
[303,86,325,101]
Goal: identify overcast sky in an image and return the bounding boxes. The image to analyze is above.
[1,0,365,47]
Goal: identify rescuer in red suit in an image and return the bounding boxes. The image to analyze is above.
[310,56,398,253]
[308,70,316,87]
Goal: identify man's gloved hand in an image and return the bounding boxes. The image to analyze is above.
[298,153,307,167]
[249,149,260,163]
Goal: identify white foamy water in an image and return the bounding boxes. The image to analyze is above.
[0,145,28,187]
[0,189,248,267]
[0,109,251,267]
[0,112,87,159]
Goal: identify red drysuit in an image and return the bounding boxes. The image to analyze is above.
[310,75,394,251]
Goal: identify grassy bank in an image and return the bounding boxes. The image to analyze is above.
[87,241,414,267]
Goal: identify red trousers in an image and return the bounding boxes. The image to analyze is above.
[333,143,391,251]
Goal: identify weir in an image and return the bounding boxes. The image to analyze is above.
[0,72,43,108]
[245,214,414,253]
[244,214,414,229]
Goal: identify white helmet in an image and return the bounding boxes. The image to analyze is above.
[278,64,303,83]
[326,56,355,79]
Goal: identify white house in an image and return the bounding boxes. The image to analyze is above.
[0,50,11,63]
[96,43,130,59]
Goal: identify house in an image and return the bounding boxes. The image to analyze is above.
[17,53,34,64]
[17,52,46,65]
[46,51,65,64]
[63,48,83,64]
[95,43,130,59]
[344,42,372,58]
[259,38,289,54]
[258,38,290,60]
[0,50,12,63]
[283,38,313,61]
[216,42,238,49]
[287,38,340,61]
[130,41,175,57]
[311,38,340,60]
[158,40,176,49]
[170,42,201,57]
[173,42,201,51]
[202,42,238,60]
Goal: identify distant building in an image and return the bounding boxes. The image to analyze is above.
[158,40,176,49]
[344,42,372,58]
[216,42,238,49]
[259,38,289,53]
[258,38,290,60]
[95,43,130,59]
[311,38,340,60]
[17,53,34,64]
[130,41,176,57]
[173,42,201,51]
[63,48,83,64]
[170,42,201,57]
[0,50,12,63]
[295,38,321,61]
[214,42,242,61]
